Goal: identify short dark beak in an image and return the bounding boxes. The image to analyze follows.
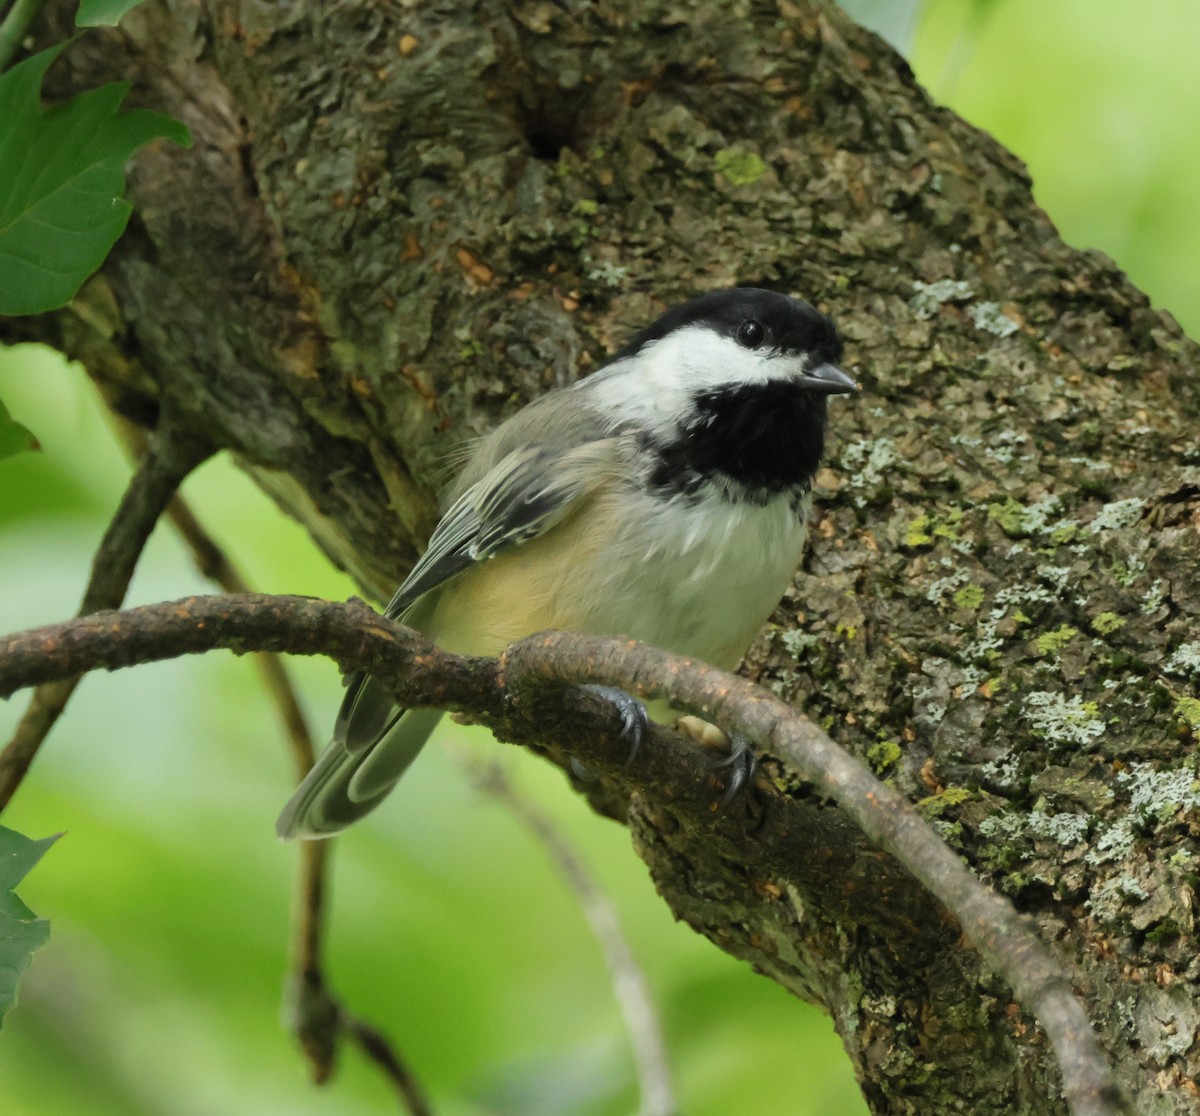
[799,362,859,395]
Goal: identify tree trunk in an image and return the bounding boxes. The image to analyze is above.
[10,1,1200,1112]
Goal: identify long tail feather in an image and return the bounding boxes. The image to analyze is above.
[276,683,443,839]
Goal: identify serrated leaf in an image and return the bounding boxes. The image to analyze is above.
[0,826,61,1027]
[0,396,38,459]
[76,0,148,28]
[0,44,190,316]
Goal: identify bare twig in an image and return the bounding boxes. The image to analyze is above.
[0,425,209,809]
[107,417,317,780]
[343,1014,435,1116]
[464,755,676,1116]
[284,924,434,1115]
[163,494,343,1083]
[152,481,425,1103]
[0,595,1133,1116]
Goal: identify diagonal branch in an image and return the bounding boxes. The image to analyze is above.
[0,421,209,809]
[503,632,1132,1116]
[0,594,1133,1116]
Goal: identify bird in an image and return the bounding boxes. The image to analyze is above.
[277,287,857,839]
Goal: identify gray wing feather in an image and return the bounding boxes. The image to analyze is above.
[381,432,620,621]
[277,409,621,839]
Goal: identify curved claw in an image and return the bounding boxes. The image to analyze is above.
[582,684,648,766]
[713,734,757,807]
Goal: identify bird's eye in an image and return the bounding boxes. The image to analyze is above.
[736,319,766,349]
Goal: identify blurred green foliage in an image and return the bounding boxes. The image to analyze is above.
[1,2,1197,1112]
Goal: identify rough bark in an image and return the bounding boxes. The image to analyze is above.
[8,1,1200,1112]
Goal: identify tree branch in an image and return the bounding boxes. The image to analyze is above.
[0,593,1131,1115]
[504,633,1134,1116]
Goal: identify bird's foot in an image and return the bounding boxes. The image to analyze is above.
[674,715,757,806]
[583,684,649,765]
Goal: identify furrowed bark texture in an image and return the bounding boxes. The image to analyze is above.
[10,1,1200,1112]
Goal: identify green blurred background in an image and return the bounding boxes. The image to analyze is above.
[1,3,1197,1112]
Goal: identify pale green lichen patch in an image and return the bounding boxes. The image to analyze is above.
[1165,641,1200,675]
[779,628,821,659]
[1086,875,1149,919]
[1085,817,1136,866]
[838,437,899,507]
[585,258,628,287]
[1140,578,1168,614]
[1174,696,1200,730]
[1088,496,1145,533]
[979,808,1090,846]
[1084,762,1200,869]
[713,146,766,186]
[953,584,985,610]
[986,494,1067,540]
[1091,611,1125,635]
[1123,761,1200,820]
[925,566,971,608]
[1035,624,1078,656]
[967,301,1018,338]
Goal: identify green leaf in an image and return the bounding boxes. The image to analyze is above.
[76,0,148,28]
[0,826,61,1027]
[0,396,38,459]
[0,44,191,316]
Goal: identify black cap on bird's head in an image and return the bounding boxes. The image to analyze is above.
[616,287,858,395]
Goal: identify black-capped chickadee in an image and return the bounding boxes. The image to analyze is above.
[278,288,857,839]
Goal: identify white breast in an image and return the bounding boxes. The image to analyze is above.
[574,487,811,669]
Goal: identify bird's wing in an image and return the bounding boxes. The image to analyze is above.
[379,438,622,623]
[324,437,621,770]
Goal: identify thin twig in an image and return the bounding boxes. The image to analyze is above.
[0,424,209,810]
[462,754,676,1116]
[160,492,318,778]
[343,1014,435,1116]
[278,848,433,1110]
[152,484,339,1082]
[107,417,317,779]
[0,0,48,72]
[147,475,427,1104]
[0,595,1133,1116]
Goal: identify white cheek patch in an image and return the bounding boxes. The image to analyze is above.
[586,327,809,438]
